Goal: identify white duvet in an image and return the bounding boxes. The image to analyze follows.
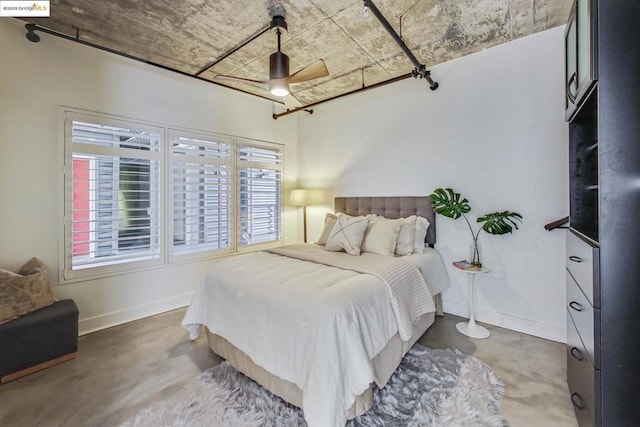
[182,244,449,427]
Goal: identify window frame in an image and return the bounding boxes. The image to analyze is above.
[59,108,284,284]
[62,111,165,282]
[168,128,235,263]
[235,139,284,253]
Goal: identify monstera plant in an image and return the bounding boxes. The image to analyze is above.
[429,188,522,267]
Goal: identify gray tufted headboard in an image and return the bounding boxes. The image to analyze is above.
[334,196,436,246]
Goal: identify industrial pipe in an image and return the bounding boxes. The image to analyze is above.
[364,0,439,90]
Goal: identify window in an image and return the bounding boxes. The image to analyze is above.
[170,130,232,258]
[238,142,282,246]
[64,116,163,279]
[62,110,283,281]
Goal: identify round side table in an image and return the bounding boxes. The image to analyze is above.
[455,265,491,339]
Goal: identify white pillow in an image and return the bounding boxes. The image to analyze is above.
[395,215,417,256]
[316,213,338,245]
[362,217,403,256]
[413,216,431,253]
[325,214,369,256]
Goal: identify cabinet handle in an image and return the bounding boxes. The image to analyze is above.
[569,255,583,263]
[570,346,583,361]
[571,392,584,410]
[567,73,578,102]
[569,301,583,312]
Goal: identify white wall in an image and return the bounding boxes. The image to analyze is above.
[0,18,299,334]
[0,19,569,342]
[297,27,569,342]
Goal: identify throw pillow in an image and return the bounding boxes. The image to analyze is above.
[18,256,47,275]
[395,215,418,256]
[316,213,338,245]
[324,214,369,256]
[362,217,403,256]
[0,268,20,281]
[0,259,57,326]
[413,216,431,254]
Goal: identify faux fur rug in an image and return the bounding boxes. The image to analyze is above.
[123,344,507,426]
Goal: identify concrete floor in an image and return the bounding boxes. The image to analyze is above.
[419,315,578,427]
[0,309,578,426]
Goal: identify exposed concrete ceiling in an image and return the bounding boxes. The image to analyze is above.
[25,0,572,108]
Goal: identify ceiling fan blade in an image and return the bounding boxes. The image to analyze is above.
[282,93,303,108]
[213,74,269,89]
[287,59,329,84]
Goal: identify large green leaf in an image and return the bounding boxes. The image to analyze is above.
[477,211,523,235]
[428,188,471,219]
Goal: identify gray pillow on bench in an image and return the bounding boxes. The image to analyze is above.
[0,257,56,326]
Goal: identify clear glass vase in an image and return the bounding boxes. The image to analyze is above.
[470,240,481,267]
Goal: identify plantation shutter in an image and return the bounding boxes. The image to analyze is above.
[63,109,286,282]
[170,130,232,256]
[66,118,162,275]
[237,142,283,246]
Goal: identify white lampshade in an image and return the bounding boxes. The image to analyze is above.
[289,189,309,206]
[289,189,324,206]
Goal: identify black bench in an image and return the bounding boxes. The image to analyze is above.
[0,299,79,384]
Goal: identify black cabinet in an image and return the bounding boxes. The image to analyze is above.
[565,0,597,121]
[569,92,597,244]
[567,309,598,427]
[565,1,640,426]
[566,231,600,427]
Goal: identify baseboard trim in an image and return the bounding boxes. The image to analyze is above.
[442,298,566,343]
[78,293,193,336]
[1,352,77,384]
[76,293,565,342]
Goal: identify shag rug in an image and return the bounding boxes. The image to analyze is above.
[123,344,507,426]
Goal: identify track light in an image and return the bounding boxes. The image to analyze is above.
[25,23,40,43]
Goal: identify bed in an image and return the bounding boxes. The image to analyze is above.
[182,196,450,426]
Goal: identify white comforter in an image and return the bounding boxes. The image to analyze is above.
[182,245,449,427]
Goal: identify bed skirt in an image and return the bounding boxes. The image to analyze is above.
[205,301,439,419]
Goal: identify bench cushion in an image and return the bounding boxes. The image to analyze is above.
[0,299,79,382]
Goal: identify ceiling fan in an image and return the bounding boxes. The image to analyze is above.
[213,15,329,107]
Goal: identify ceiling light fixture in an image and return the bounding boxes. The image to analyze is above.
[213,15,329,107]
[269,18,289,97]
[270,83,289,97]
